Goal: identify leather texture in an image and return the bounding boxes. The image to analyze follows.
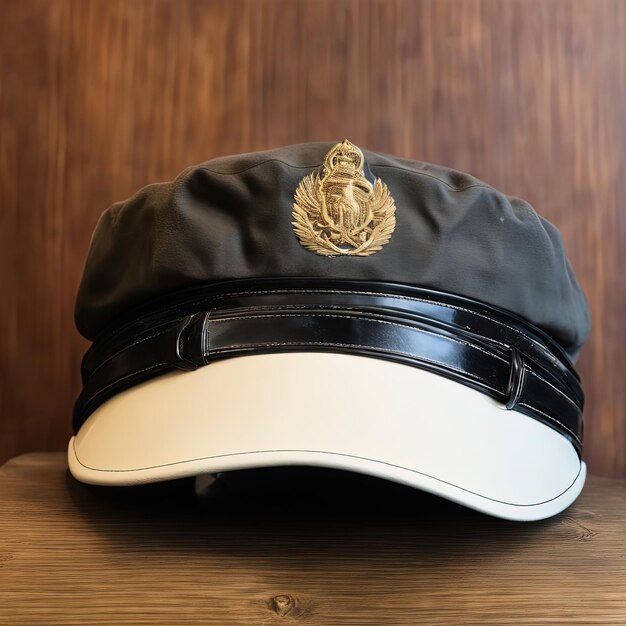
[73,278,584,455]
[74,142,591,362]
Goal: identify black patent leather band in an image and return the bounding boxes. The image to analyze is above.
[73,281,584,455]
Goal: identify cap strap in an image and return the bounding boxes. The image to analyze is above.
[73,286,584,455]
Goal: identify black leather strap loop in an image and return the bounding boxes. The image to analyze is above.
[505,348,526,410]
[73,280,584,456]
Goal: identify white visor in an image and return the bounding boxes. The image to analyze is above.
[68,351,585,521]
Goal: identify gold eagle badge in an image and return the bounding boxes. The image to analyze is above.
[292,140,396,257]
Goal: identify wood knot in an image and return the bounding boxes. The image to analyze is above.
[270,594,296,616]
[265,592,313,619]
[266,593,314,620]
[0,553,13,568]
[560,514,598,541]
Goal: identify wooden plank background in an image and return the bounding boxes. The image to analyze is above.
[1,0,624,477]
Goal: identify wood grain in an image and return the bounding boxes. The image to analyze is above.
[1,1,625,476]
[1,453,625,625]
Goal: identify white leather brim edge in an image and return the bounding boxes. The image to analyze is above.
[68,352,586,521]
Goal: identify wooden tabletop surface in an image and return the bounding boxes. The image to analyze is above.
[1,453,625,625]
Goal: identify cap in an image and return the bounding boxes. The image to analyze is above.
[68,140,591,521]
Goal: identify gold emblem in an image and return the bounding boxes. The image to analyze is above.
[292,140,396,256]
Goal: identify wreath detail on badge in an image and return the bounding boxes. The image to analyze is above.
[292,139,396,257]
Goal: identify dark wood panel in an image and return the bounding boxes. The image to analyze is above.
[1,0,624,476]
[2,453,626,624]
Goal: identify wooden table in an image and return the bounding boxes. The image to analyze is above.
[1,453,625,625]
